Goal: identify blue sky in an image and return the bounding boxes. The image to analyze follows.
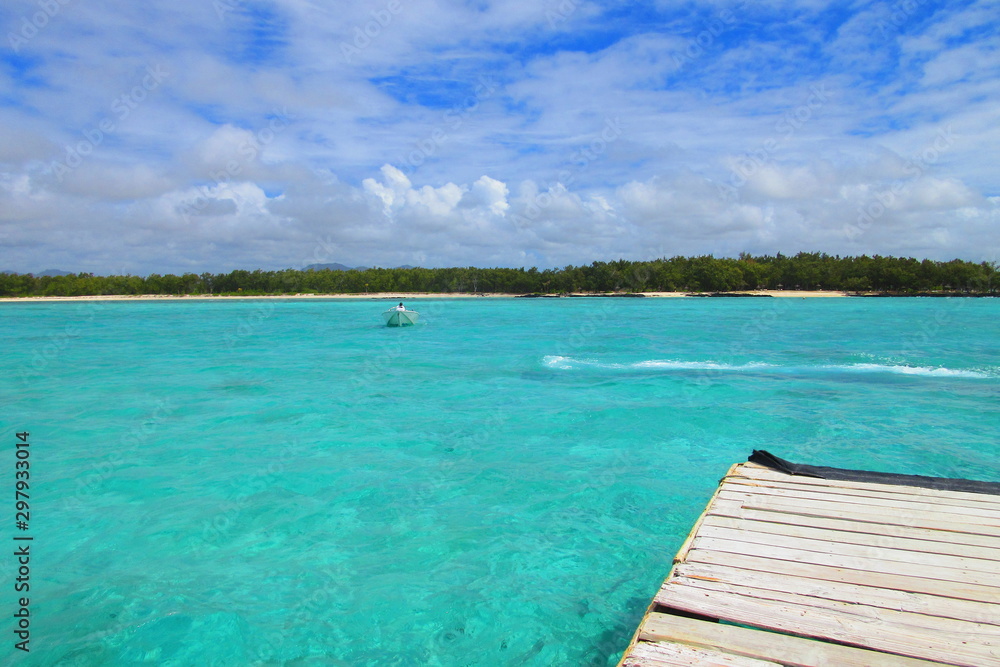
[0,0,997,274]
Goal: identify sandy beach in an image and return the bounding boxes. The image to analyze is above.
[0,290,851,302]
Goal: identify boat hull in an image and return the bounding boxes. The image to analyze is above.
[383,309,419,326]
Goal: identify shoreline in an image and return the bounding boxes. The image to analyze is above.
[2,290,994,303]
[1,290,995,302]
[0,290,855,302]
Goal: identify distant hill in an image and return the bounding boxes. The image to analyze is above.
[1,269,74,276]
[303,263,360,271]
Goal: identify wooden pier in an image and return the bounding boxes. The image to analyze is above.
[619,455,1000,666]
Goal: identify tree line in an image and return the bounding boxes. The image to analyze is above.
[1,253,996,297]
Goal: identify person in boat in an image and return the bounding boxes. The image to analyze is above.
[395,302,406,311]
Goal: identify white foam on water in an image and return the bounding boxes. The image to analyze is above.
[543,356,993,379]
[831,363,990,379]
[632,359,776,372]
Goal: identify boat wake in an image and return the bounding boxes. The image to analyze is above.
[541,355,994,379]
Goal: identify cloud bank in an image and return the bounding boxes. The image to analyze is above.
[0,0,997,273]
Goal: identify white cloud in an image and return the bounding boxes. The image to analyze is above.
[59,163,176,201]
[921,42,998,87]
[465,175,510,216]
[363,164,414,213]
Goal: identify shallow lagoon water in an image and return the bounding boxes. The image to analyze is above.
[1,297,998,665]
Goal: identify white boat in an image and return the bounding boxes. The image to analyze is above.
[383,308,419,327]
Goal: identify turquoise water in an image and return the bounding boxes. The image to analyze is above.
[1,297,998,665]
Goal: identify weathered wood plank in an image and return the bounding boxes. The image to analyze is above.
[658,581,995,666]
[715,487,1000,527]
[699,513,1000,562]
[624,638,782,666]
[709,498,1000,549]
[683,549,1000,604]
[665,575,1000,638]
[695,522,1000,576]
[736,464,1000,505]
[671,560,1000,625]
[638,612,951,667]
[720,481,1000,521]
[725,475,1000,511]
[688,535,1000,587]
[712,491,1000,537]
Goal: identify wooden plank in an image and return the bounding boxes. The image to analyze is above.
[688,535,1000,587]
[719,485,1000,530]
[736,462,1000,498]
[732,465,1000,498]
[671,560,1000,625]
[710,498,1000,550]
[657,581,994,666]
[726,474,1000,511]
[638,612,951,667]
[623,639,782,666]
[719,482,1000,521]
[735,464,1000,505]
[695,522,1000,577]
[683,549,1000,605]
[700,513,1000,562]
[712,491,1000,538]
[665,575,1000,638]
